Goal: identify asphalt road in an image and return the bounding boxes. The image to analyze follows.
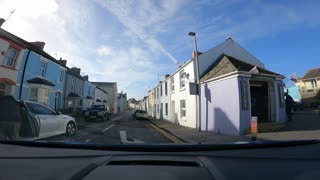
[42,111,176,144]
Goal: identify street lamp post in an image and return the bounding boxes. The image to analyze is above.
[188,32,201,131]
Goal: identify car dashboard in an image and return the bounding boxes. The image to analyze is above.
[0,141,320,180]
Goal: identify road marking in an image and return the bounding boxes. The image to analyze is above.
[120,131,144,144]
[85,139,91,142]
[148,123,184,143]
[101,124,116,132]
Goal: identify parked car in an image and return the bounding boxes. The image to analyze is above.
[132,109,139,118]
[84,104,111,122]
[24,101,77,138]
[135,110,148,120]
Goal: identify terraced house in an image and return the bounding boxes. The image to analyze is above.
[0,28,67,110]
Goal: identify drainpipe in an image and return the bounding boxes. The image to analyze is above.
[19,49,32,100]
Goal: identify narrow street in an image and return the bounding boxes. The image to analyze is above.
[42,111,177,144]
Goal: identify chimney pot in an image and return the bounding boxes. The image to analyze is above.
[192,51,202,58]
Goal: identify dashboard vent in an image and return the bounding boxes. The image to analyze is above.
[107,160,201,167]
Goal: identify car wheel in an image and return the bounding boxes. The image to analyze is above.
[66,122,76,136]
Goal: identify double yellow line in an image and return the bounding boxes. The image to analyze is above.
[148,123,184,143]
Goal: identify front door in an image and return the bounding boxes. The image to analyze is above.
[171,101,176,123]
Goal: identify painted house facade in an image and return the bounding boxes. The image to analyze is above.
[117,91,128,112]
[64,67,85,110]
[295,68,320,107]
[199,55,285,135]
[147,38,285,135]
[0,29,25,98]
[82,76,96,111]
[92,82,118,113]
[94,86,108,108]
[147,89,155,117]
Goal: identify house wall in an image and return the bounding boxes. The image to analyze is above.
[296,78,320,105]
[170,61,197,128]
[160,78,171,122]
[64,72,84,108]
[15,50,66,110]
[93,83,118,113]
[155,85,161,119]
[200,76,241,135]
[94,88,107,106]
[82,81,96,110]
[238,77,252,135]
[147,90,155,117]
[0,37,25,96]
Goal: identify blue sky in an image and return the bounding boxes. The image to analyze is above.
[0,0,319,99]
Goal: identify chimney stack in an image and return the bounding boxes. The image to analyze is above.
[83,75,89,81]
[165,74,170,79]
[192,51,202,58]
[30,41,46,50]
[58,57,67,66]
[71,67,81,75]
[0,18,5,28]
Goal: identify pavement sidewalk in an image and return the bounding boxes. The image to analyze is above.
[148,118,250,144]
[148,111,320,143]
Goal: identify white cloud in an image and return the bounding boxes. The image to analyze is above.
[97,45,112,56]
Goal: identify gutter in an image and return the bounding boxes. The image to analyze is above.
[19,49,32,99]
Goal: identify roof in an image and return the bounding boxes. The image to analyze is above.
[198,38,265,77]
[301,68,320,80]
[92,82,117,86]
[96,86,108,94]
[201,55,281,82]
[0,28,67,68]
[67,92,81,98]
[85,96,94,100]
[27,78,55,86]
[67,69,85,80]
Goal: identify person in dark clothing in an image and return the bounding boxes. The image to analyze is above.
[285,92,295,121]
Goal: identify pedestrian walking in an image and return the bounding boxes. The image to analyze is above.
[285,92,294,121]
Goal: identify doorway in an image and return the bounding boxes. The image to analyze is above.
[250,81,269,122]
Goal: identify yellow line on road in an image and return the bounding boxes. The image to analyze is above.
[148,123,183,143]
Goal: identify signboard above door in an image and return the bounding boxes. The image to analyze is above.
[251,75,275,81]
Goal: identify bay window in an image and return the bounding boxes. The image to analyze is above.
[30,87,49,106]
[0,82,12,97]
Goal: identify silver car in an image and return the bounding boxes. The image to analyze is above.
[25,102,77,139]
[135,110,148,120]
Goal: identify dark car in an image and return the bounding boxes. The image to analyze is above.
[85,105,111,122]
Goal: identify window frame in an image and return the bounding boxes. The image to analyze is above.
[180,70,186,89]
[59,70,64,82]
[311,79,317,88]
[71,79,75,92]
[160,85,163,97]
[165,82,168,96]
[0,82,12,97]
[165,103,168,116]
[2,46,18,68]
[180,100,186,118]
[29,87,50,106]
[171,77,175,93]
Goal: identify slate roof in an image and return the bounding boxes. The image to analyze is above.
[200,54,282,82]
[85,96,94,100]
[198,38,265,77]
[66,69,85,80]
[27,78,55,86]
[301,68,320,80]
[0,28,67,68]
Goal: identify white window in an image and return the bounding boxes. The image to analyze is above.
[165,103,168,116]
[171,77,175,92]
[160,85,163,96]
[311,79,317,88]
[157,87,159,98]
[59,70,64,82]
[180,70,186,89]
[165,82,168,96]
[39,60,47,77]
[29,87,49,106]
[0,82,12,97]
[71,79,75,92]
[180,100,186,118]
[2,47,18,67]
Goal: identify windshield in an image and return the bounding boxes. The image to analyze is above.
[91,105,105,111]
[0,0,319,146]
